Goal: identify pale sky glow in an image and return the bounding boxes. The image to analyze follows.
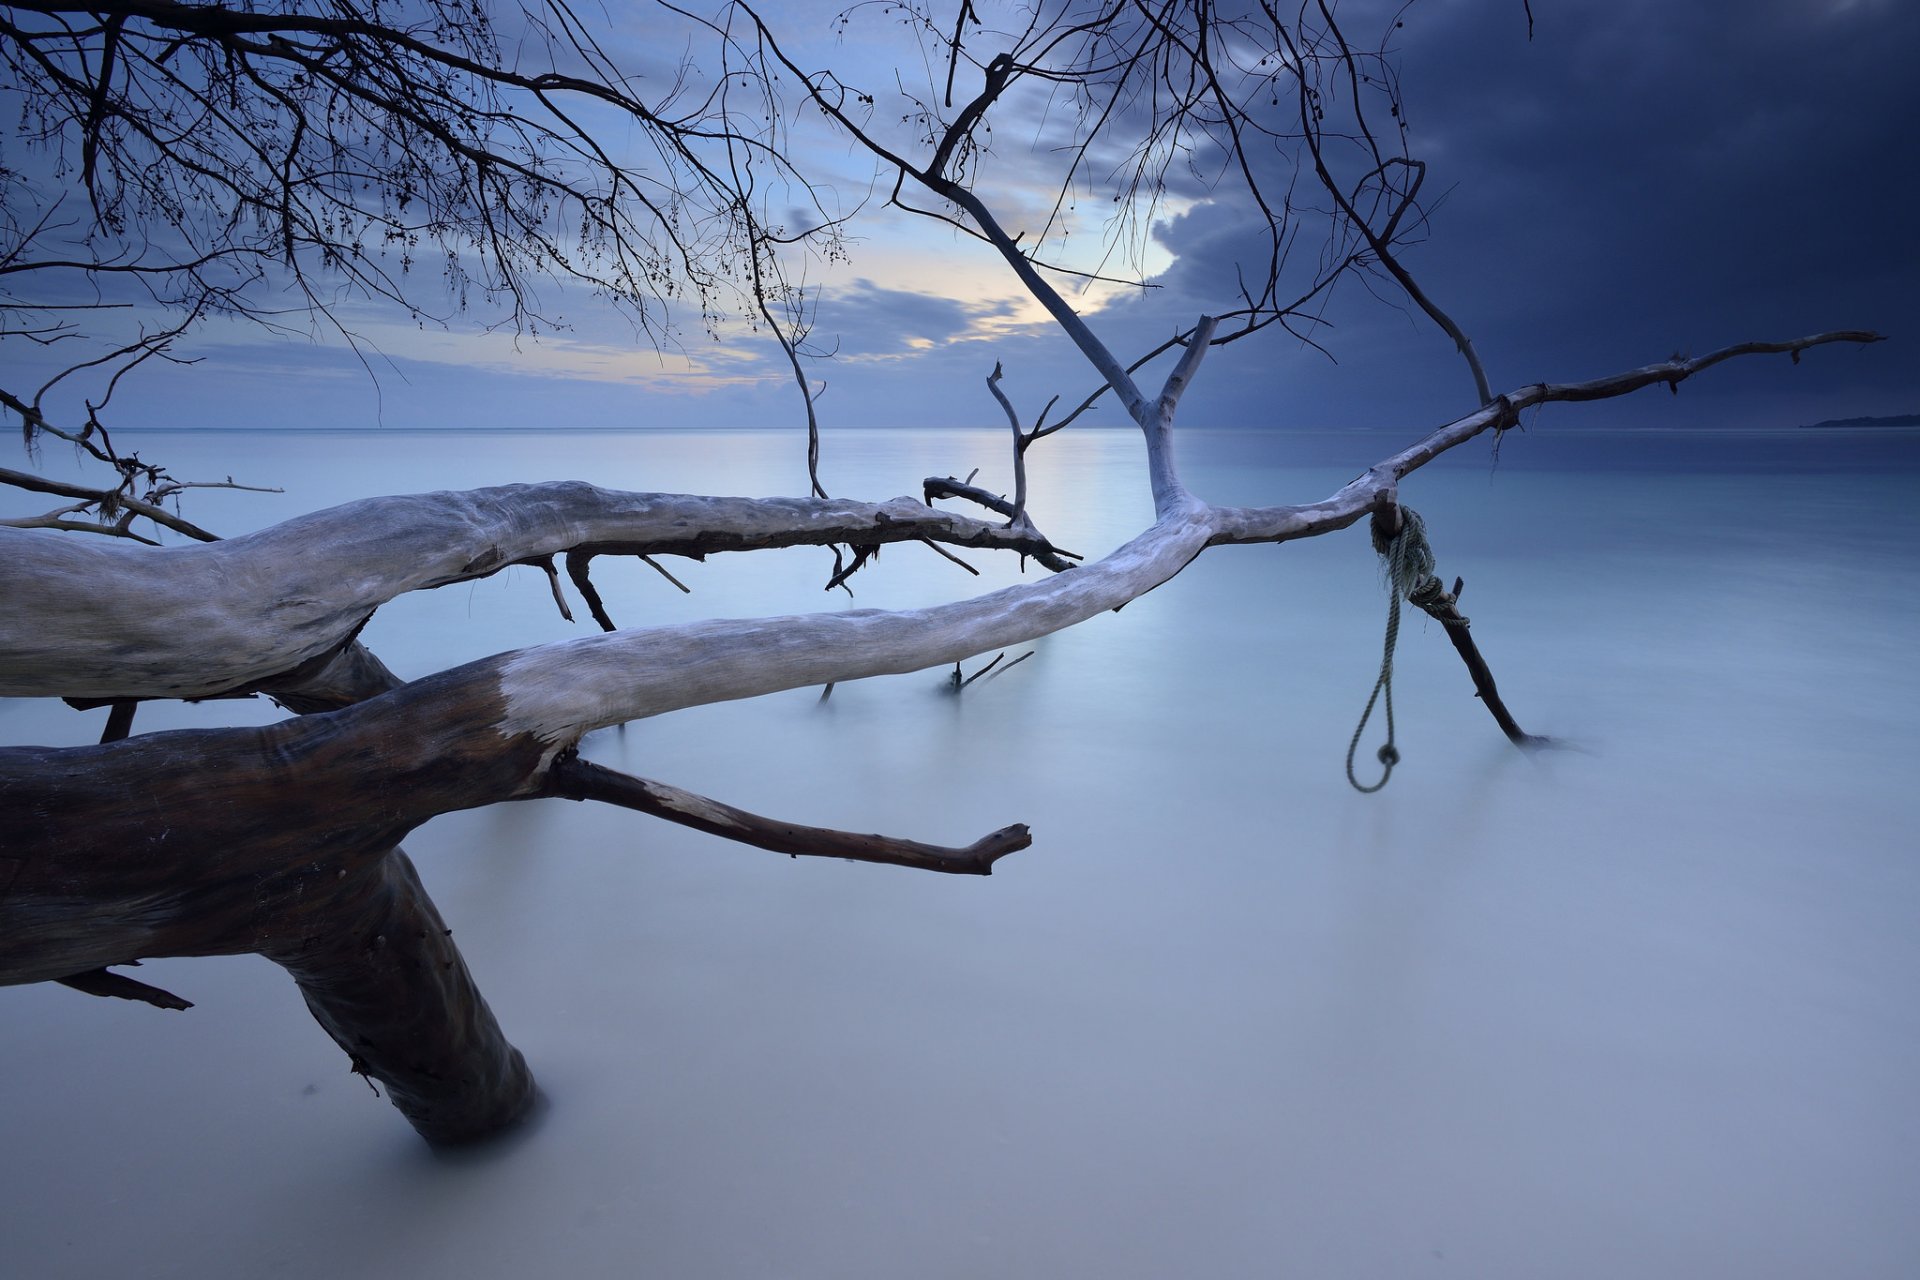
[340,317,777,392]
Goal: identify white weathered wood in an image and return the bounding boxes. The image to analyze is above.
[0,483,1058,700]
[493,496,1218,752]
[486,330,1884,756]
[3,331,1873,719]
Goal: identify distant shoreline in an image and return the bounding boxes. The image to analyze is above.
[1799,413,1920,429]
[102,419,1920,434]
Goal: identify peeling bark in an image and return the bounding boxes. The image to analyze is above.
[0,482,1066,701]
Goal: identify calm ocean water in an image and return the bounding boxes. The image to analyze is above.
[4,424,1918,1278]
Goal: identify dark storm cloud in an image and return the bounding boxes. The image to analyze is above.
[1093,0,1920,430]
[816,278,1012,357]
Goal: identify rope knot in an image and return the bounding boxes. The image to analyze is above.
[1347,504,1437,793]
[1408,574,1446,608]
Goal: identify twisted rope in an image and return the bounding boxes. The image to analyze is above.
[1346,506,1440,793]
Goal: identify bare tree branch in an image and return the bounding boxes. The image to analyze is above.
[545,754,1031,876]
[0,481,1075,698]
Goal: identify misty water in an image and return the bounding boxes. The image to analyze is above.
[3,423,1918,1277]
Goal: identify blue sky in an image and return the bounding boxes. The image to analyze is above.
[7,0,1916,439]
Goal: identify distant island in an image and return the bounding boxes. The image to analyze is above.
[1800,413,1920,429]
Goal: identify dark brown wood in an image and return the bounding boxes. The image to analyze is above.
[1406,579,1548,749]
[564,550,619,631]
[265,850,536,1145]
[2,647,1040,1140]
[0,463,221,542]
[545,753,1032,876]
[0,663,550,1142]
[1370,503,1546,750]
[53,964,192,1010]
[100,699,136,743]
[257,640,406,713]
[922,476,1082,573]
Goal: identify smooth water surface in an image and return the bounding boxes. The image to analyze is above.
[3,425,1917,1278]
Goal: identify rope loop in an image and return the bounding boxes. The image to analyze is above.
[1346,505,1436,793]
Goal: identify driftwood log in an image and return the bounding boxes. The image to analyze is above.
[0,0,1886,1152]
[0,485,1072,702]
[0,329,1878,1143]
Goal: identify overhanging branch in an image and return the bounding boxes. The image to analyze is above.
[1208,330,1886,546]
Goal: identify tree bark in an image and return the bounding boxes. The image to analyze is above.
[266,849,536,1145]
[0,483,1065,701]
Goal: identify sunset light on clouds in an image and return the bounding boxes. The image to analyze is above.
[7,1,1913,439]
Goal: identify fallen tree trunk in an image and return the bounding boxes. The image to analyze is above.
[0,330,1877,1142]
[268,850,536,1145]
[0,625,1041,1139]
[0,483,1066,701]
